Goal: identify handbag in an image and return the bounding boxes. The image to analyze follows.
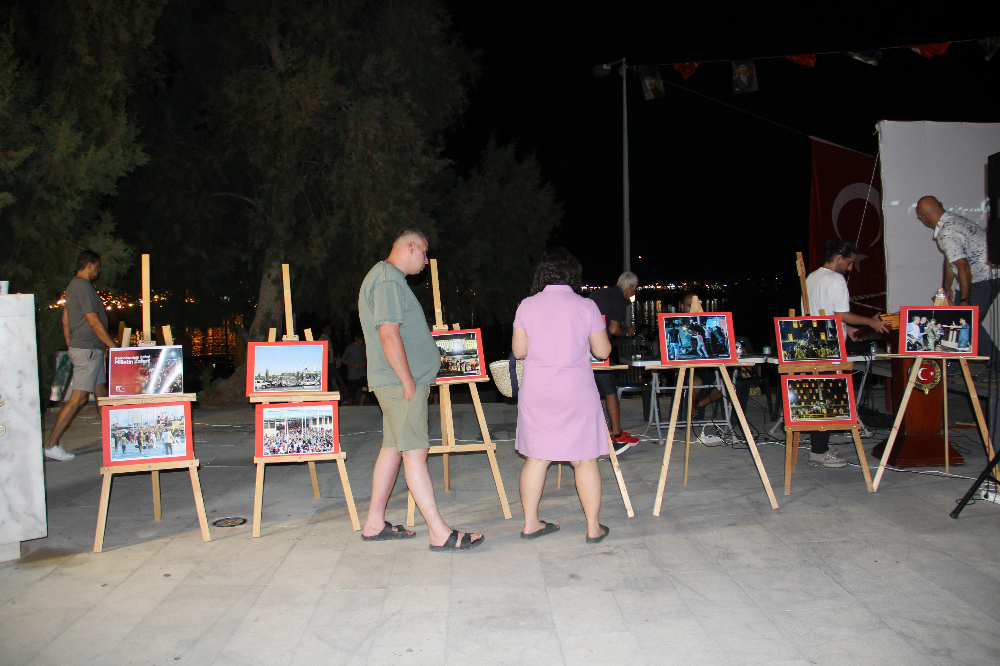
[488,352,524,398]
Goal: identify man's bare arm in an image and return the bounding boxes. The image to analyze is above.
[835,310,888,335]
[62,309,71,347]
[85,311,117,348]
[608,320,634,337]
[954,258,973,303]
[378,323,416,401]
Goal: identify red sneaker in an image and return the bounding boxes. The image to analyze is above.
[611,431,639,444]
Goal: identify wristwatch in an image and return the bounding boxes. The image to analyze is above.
[960,298,971,304]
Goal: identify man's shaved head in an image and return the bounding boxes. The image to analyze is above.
[392,227,428,249]
[916,196,946,228]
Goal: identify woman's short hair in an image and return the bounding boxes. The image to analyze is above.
[530,247,582,295]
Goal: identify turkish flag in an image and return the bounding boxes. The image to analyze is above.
[808,138,886,314]
[786,54,816,67]
[907,43,950,58]
[672,62,702,79]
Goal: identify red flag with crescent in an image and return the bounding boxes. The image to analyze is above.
[808,137,886,315]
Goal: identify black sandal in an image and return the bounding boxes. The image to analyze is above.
[361,521,416,541]
[429,529,485,552]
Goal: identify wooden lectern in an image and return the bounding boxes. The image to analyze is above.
[872,357,963,467]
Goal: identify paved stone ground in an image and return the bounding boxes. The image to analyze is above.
[3,387,1000,665]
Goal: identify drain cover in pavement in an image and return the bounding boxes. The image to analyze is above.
[211,517,248,527]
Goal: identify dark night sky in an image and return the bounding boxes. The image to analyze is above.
[442,3,1000,288]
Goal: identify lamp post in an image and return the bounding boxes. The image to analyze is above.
[594,57,630,273]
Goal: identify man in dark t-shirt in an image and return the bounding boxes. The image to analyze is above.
[588,272,639,446]
[44,250,117,461]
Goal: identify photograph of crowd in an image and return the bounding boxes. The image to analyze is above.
[104,403,190,465]
[657,313,736,364]
[256,403,339,457]
[782,375,856,425]
[432,329,486,381]
[900,306,977,355]
[248,342,327,394]
[774,316,845,363]
[108,346,184,396]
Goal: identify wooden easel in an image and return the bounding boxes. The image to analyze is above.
[403,259,512,526]
[652,296,779,514]
[94,254,207,552]
[250,264,360,536]
[872,293,995,490]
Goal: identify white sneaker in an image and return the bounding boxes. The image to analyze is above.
[44,445,75,461]
[809,452,846,468]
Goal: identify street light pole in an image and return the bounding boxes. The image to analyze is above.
[621,58,630,274]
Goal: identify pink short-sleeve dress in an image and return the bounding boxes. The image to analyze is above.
[513,285,608,461]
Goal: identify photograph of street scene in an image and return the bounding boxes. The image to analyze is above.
[251,343,325,392]
[259,404,338,457]
[658,313,734,363]
[107,404,189,462]
[432,330,485,381]
[108,345,184,396]
[902,307,976,354]
[784,376,855,424]
[775,317,844,362]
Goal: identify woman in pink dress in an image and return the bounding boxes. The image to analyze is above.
[512,249,612,543]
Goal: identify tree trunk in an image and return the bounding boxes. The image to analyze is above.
[204,253,285,403]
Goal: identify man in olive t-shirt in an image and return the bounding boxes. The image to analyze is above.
[44,250,118,461]
[357,228,484,551]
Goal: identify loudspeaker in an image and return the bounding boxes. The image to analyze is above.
[988,151,1000,264]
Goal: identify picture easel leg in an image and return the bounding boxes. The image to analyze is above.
[852,426,874,492]
[308,461,321,498]
[93,471,113,553]
[943,364,950,475]
[791,431,799,471]
[719,370,779,509]
[960,358,996,459]
[873,356,924,491]
[469,383,512,519]
[653,368,687,516]
[152,470,162,520]
[557,463,562,489]
[784,429,794,496]
[252,462,265,538]
[406,491,416,528]
[684,369,695,486]
[335,458,361,531]
[188,462,211,543]
[606,430,635,517]
[439,384,453,490]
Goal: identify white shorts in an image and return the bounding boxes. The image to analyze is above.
[68,348,107,393]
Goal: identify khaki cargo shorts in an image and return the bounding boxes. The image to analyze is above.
[375,384,431,452]
[67,347,107,393]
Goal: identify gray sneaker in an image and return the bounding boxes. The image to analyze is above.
[809,452,846,468]
[44,445,75,461]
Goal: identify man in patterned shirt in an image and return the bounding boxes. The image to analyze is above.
[916,196,997,366]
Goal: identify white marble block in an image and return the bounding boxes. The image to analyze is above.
[0,294,47,560]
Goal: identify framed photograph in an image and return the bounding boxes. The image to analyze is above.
[246,341,328,396]
[657,313,737,365]
[432,328,487,383]
[591,315,610,367]
[102,401,194,467]
[773,316,846,364]
[781,375,857,426]
[255,402,340,459]
[899,306,978,356]
[108,345,184,396]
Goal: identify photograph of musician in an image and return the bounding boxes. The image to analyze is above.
[777,318,843,362]
[661,314,732,362]
[786,378,853,422]
[904,309,974,353]
[108,405,188,461]
[260,405,337,456]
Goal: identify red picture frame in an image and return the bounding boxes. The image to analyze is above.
[432,328,487,383]
[108,345,185,396]
[591,315,610,367]
[898,306,978,357]
[254,401,340,459]
[781,374,857,426]
[102,401,194,467]
[246,341,328,397]
[657,312,737,365]
[773,315,847,364]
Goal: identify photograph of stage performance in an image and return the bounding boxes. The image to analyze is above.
[108,346,184,396]
[657,313,736,364]
[782,375,856,425]
[256,403,339,457]
[432,329,486,381]
[248,342,326,393]
[900,306,977,355]
[775,316,846,363]
[105,403,190,464]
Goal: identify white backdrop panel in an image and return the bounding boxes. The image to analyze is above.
[879,121,1000,312]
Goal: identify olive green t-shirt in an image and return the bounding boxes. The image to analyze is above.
[358,261,441,392]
